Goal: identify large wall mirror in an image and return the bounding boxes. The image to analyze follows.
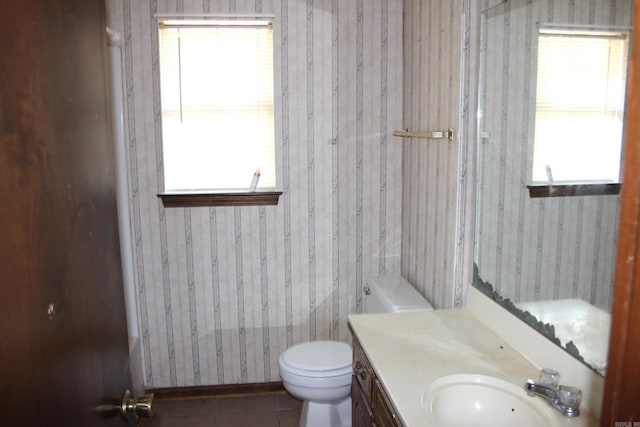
[475,0,634,376]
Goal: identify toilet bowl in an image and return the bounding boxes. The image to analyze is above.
[279,276,432,427]
[279,341,352,427]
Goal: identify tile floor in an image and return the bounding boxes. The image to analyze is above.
[138,391,302,427]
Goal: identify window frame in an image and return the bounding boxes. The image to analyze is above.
[155,17,281,207]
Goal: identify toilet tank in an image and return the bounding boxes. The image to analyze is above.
[363,276,434,314]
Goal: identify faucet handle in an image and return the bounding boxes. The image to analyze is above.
[559,385,582,412]
[539,368,561,389]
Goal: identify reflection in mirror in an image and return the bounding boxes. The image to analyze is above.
[475,0,634,376]
[531,28,628,184]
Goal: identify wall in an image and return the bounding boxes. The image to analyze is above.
[401,0,477,309]
[107,0,403,388]
[475,0,633,311]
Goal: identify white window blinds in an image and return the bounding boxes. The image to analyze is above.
[532,29,628,184]
[158,20,275,191]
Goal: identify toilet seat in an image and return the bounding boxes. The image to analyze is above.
[280,341,352,378]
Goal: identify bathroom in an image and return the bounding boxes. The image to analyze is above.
[1,0,638,425]
[107,0,638,423]
[107,0,471,395]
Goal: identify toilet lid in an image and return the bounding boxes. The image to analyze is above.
[281,341,352,372]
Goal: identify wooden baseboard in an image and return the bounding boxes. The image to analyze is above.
[146,382,286,399]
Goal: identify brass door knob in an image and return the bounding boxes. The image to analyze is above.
[121,389,154,422]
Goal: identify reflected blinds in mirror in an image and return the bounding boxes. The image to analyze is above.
[532,29,628,184]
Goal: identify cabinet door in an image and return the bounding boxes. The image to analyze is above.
[352,377,374,427]
[353,338,374,401]
[372,379,403,427]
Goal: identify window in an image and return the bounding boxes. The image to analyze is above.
[157,19,278,205]
[531,28,628,186]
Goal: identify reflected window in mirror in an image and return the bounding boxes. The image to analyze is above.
[531,28,629,186]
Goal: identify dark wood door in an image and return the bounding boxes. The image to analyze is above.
[0,1,132,425]
[601,0,640,423]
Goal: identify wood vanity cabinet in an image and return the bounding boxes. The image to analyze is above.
[352,337,404,427]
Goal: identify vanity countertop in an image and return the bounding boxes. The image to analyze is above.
[348,309,598,427]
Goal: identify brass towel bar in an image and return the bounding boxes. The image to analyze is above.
[392,128,454,141]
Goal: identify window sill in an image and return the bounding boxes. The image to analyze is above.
[527,183,621,198]
[158,191,282,208]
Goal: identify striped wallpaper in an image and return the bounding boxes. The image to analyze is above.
[475,0,633,311]
[107,0,404,388]
[400,0,477,310]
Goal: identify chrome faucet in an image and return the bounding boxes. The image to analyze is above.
[524,369,582,417]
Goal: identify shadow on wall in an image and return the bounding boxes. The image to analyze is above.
[140,287,360,389]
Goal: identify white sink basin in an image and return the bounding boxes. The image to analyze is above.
[422,374,561,427]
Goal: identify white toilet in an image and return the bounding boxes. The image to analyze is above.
[278,275,433,427]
